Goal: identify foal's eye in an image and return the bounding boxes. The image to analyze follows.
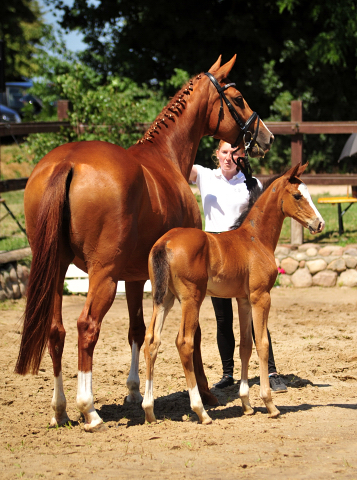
[233,96,244,108]
[293,193,302,200]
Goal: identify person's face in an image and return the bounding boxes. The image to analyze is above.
[217,143,244,174]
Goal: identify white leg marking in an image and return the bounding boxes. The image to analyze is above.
[239,378,254,415]
[188,384,212,424]
[50,372,69,427]
[142,379,154,408]
[142,379,156,422]
[126,342,143,403]
[239,379,249,399]
[77,371,103,430]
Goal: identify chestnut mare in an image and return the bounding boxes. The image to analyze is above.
[143,163,325,424]
[15,56,274,432]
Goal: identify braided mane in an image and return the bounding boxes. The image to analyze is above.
[136,73,203,145]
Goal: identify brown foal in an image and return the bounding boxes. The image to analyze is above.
[15,55,274,431]
[143,163,325,424]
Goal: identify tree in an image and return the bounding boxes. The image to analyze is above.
[0,0,50,80]
[41,0,357,172]
[45,0,357,115]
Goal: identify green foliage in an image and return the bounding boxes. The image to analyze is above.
[0,0,50,80]
[63,282,72,296]
[44,0,357,173]
[22,56,167,164]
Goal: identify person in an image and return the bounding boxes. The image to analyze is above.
[189,140,287,392]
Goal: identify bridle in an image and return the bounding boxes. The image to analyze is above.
[205,72,261,182]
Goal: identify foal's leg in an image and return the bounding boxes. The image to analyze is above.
[176,295,212,425]
[237,298,254,415]
[193,325,219,406]
[251,291,280,418]
[48,263,70,427]
[142,291,175,423]
[76,270,117,432]
[125,280,147,403]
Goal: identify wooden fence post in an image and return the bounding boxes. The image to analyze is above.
[290,100,304,245]
[57,100,69,120]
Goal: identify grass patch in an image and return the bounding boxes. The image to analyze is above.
[0,190,28,251]
[279,194,357,245]
[0,144,34,180]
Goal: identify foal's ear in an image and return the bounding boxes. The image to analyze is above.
[210,55,237,80]
[284,163,300,180]
[296,162,308,177]
[285,162,308,180]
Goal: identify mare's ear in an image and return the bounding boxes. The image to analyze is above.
[210,55,237,80]
[208,55,222,73]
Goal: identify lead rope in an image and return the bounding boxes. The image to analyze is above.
[231,149,257,192]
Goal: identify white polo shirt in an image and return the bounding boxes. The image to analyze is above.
[193,165,262,232]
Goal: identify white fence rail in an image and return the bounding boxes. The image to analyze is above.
[65,264,152,294]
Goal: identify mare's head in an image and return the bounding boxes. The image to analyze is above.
[206,55,274,158]
[278,163,325,234]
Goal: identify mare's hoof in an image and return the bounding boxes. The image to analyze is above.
[125,393,143,404]
[50,413,70,428]
[201,415,213,425]
[145,417,157,425]
[84,421,108,433]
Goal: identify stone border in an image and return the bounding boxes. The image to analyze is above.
[0,261,29,300]
[1,244,357,300]
[275,244,357,287]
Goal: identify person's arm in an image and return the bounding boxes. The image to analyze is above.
[189,165,198,183]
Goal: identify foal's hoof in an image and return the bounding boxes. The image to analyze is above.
[242,405,254,416]
[268,410,280,419]
[143,405,157,424]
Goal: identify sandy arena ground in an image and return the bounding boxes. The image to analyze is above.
[0,287,356,479]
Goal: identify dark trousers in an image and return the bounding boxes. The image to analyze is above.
[211,296,277,377]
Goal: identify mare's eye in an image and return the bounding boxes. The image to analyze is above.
[293,193,302,200]
[233,96,244,108]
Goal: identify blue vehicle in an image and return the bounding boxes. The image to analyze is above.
[0,103,21,123]
[1,81,42,117]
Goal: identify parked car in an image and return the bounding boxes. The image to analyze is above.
[0,81,42,117]
[0,103,21,123]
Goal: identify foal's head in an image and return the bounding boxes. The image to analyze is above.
[279,163,325,234]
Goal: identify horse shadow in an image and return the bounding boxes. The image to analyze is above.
[77,373,356,427]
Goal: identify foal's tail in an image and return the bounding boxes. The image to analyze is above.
[15,163,73,375]
[150,243,170,306]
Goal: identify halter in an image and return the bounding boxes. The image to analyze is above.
[205,72,261,188]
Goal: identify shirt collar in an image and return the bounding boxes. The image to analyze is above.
[215,168,245,181]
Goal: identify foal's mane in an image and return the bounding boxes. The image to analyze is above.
[137,73,203,145]
[230,170,286,230]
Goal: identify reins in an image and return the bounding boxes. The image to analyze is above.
[205,72,261,190]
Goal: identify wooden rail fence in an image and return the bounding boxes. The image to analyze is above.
[1,100,357,242]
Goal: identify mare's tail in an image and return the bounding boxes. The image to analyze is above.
[15,163,73,375]
[150,243,170,306]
